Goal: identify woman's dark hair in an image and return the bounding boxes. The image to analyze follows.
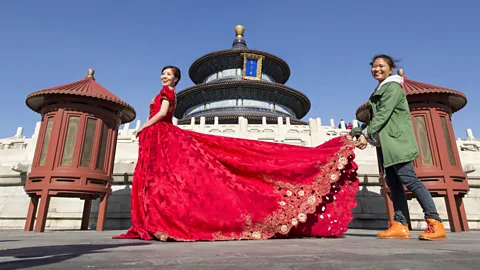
[162,65,181,86]
[369,54,400,69]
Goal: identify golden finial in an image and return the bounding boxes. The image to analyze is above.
[235,25,245,39]
[397,68,404,77]
[87,68,95,78]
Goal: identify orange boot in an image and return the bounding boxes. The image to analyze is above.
[377,221,411,239]
[418,219,447,241]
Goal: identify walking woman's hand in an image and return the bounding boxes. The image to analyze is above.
[355,135,368,150]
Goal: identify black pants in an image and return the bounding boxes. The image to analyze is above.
[385,161,442,225]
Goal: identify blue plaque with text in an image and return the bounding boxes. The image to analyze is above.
[241,53,264,80]
[246,58,258,77]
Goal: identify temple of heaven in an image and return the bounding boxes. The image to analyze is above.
[175,25,311,125]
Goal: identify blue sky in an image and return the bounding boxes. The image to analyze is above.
[0,0,478,139]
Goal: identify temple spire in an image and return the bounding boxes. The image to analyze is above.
[232,25,247,49]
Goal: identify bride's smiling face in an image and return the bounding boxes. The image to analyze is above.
[161,68,178,87]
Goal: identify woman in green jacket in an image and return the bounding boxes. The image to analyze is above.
[352,54,447,241]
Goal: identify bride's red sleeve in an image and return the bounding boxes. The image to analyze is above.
[159,86,175,104]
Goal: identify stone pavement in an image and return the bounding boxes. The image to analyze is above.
[0,229,478,269]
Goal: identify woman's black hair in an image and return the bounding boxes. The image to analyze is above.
[369,54,400,69]
[162,65,181,86]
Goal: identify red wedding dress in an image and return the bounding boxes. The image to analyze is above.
[113,86,359,241]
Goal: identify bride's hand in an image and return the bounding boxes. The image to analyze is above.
[135,127,145,138]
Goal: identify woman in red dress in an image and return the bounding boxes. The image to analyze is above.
[114,66,360,241]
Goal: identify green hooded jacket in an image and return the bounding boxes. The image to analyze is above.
[352,75,419,168]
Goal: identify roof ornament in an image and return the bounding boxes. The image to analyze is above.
[235,25,244,39]
[397,68,405,77]
[87,68,95,80]
[232,25,247,50]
